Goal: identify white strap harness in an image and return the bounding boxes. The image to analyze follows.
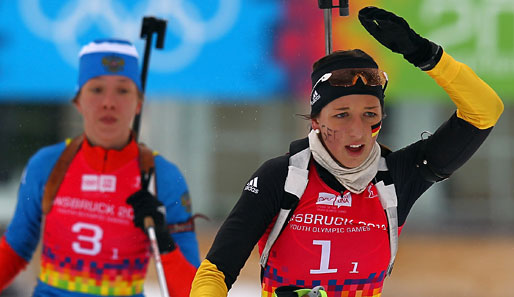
[259,147,399,276]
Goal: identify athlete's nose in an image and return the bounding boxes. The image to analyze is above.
[101,89,117,110]
[346,116,365,140]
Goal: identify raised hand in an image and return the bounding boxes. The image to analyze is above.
[358,6,441,70]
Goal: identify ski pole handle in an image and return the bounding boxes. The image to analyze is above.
[145,217,170,297]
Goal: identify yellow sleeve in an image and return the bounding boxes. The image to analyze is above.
[190,259,228,297]
[426,51,504,129]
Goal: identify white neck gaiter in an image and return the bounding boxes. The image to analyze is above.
[308,129,381,194]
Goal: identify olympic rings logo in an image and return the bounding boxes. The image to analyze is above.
[18,0,240,72]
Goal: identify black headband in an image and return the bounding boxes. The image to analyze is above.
[310,55,385,116]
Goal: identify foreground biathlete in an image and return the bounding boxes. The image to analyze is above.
[0,39,199,297]
[190,7,503,297]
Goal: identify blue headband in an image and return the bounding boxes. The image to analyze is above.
[77,39,142,91]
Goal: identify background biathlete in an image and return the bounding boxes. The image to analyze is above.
[0,39,199,297]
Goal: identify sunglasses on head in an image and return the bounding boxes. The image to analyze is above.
[311,68,389,100]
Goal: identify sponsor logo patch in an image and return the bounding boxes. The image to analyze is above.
[244,177,259,194]
[311,90,321,105]
[81,174,117,192]
[316,192,337,205]
[316,191,352,208]
[335,191,352,207]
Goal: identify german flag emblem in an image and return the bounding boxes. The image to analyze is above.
[371,121,382,138]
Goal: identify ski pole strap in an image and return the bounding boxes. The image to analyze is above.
[273,285,327,297]
[166,213,209,233]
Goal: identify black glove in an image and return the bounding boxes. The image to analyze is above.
[358,6,442,70]
[126,188,176,254]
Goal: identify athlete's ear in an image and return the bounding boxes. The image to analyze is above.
[311,118,320,130]
[135,99,142,115]
[73,95,83,116]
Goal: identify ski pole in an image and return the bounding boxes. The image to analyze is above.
[145,217,170,297]
[133,16,167,141]
[317,0,350,55]
[136,15,169,297]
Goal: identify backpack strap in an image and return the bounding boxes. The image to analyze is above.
[375,155,399,276]
[42,135,84,214]
[260,139,310,268]
[137,142,156,194]
[138,143,155,173]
